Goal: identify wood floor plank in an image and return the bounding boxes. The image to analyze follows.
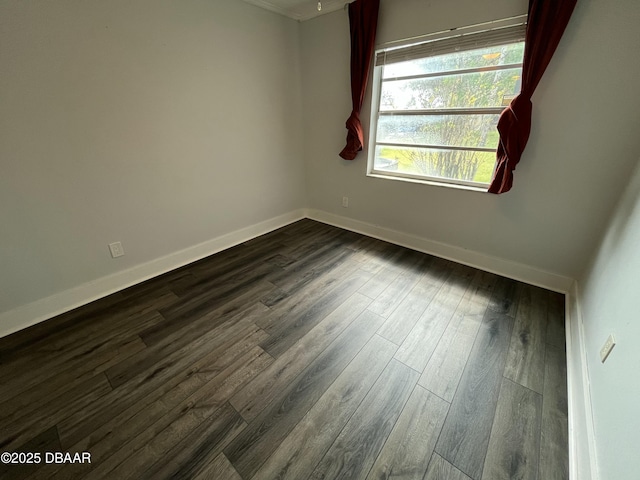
[381,245,426,271]
[375,280,437,346]
[420,257,455,282]
[259,246,353,307]
[30,330,269,480]
[472,270,501,291]
[0,281,175,367]
[259,268,373,358]
[0,374,112,452]
[376,257,453,345]
[264,236,353,292]
[351,240,399,274]
[435,309,514,480]
[107,298,269,389]
[0,427,61,480]
[546,291,566,348]
[504,284,549,394]
[137,408,246,480]
[140,288,271,353]
[0,291,124,357]
[365,385,449,480]
[140,418,247,480]
[254,256,363,332]
[309,359,419,480]
[82,346,271,480]
[394,274,473,373]
[176,238,287,295]
[358,265,401,300]
[0,290,176,383]
[279,223,348,260]
[264,232,347,280]
[347,236,388,268]
[449,262,479,281]
[0,332,147,421]
[367,256,429,318]
[143,264,278,346]
[191,453,242,480]
[264,252,297,269]
[57,318,267,449]
[230,292,372,422]
[102,403,245,480]
[539,344,569,480]
[487,276,520,317]
[224,309,387,479]
[424,453,472,480]
[252,334,397,480]
[355,244,418,298]
[481,378,543,480]
[418,272,495,402]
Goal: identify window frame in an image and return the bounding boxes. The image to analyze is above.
[366,17,527,190]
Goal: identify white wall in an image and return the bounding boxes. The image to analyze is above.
[301,0,640,282]
[577,158,640,480]
[0,0,305,325]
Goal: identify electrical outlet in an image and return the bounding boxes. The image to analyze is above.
[109,242,125,258]
[342,196,349,208]
[600,334,616,363]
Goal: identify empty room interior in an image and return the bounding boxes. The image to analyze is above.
[1,0,639,479]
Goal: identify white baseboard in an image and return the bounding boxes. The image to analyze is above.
[0,209,306,339]
[565,281,599,480]
[306,209,574,293]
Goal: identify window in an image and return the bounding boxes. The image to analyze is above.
[368,23,526,189]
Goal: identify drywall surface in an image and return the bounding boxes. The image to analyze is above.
[578,159,640,480]
[300,0,640,281]
[0,0,304,315]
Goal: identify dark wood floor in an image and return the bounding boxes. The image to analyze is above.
[0,219,569,480]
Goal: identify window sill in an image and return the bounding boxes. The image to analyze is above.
[366,171,489,193]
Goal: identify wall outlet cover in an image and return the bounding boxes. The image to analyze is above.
[600,334,616,363]
[109,242,125,258]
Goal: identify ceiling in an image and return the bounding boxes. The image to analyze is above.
[242,0,350,21]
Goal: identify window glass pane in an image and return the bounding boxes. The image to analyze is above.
[380,68,522,110]
[382,43,524,78]
[374,145,496,184]
[377,114,500,149]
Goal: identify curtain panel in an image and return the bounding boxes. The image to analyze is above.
[489,0,578,193]
[339,0,380,161]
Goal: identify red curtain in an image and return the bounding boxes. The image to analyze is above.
[339,0,380,161]
[488,0,577,194]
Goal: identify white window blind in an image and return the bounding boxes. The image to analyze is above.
[375,24,526,67]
